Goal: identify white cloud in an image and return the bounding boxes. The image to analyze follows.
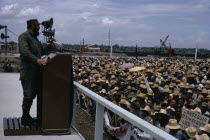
[73,12,93,21]
[0,0,209,49]
[102,18,113,25]
[17,7,41,17]
[92,3,100,8]
[1,3,18,15]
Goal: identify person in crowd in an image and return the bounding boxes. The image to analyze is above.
[185,126,198,140]
[166,119,185,140]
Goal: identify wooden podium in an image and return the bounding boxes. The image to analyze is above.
[41,53,74,133]
[3,53,74,136]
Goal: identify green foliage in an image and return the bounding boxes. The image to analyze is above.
[58,43,210,57]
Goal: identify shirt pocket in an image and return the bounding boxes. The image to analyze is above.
[30,42,39,54]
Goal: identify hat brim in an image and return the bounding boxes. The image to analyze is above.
[186,128,198,138]
[195,135,201,140]
[166,125,180,129]
[200,126,210,133]
[142,110,150,112]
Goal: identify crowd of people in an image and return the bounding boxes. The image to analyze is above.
[2,59,14,72]
[0,58,21,72]
[73,57,210,140]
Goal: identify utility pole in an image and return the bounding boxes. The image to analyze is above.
[0,25,8,56]
[109,28,112,57]
[82,38,84,52]
[5,26,8,55]
[136,43,138,59]
[195,44,198,61]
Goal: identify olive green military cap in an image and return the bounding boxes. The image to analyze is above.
[27,19,40,26]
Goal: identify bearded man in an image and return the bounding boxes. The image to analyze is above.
[18,19,55,126]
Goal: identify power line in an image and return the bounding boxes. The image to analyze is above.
[6,29,18,37]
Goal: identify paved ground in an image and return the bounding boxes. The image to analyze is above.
[0,73,83,140]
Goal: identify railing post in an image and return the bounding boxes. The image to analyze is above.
[95,103,104,140]
[78,91,81,108]
[71,85,77,127]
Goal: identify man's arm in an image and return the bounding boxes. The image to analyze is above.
[41,38,56,55]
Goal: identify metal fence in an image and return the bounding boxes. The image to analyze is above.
[72,81,177,140]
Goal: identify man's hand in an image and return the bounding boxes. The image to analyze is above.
[49,37,56,47]
[36,59,46,66]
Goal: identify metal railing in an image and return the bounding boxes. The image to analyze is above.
[72,81,177,140]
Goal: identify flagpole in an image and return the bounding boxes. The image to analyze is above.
[109,28,112,57]
[168,43,172,61]
[195,46,197,61]
[136,43,138,59]
[80,41,83,56]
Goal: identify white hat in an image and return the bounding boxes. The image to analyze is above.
[166,119,180,129]
[185,126,198,138]
[200,124,210,133]
[195,134,210,140]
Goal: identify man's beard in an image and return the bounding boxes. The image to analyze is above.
[34,28,39,36]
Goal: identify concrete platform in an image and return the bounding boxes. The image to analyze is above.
[0,73,83,140]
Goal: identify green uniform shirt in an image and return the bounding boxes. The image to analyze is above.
[18,30,51,80]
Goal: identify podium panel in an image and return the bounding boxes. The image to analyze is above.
[42,54,73,131]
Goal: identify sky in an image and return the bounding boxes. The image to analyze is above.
[0,0,210,49]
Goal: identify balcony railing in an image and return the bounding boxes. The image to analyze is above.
[72,81,177,140]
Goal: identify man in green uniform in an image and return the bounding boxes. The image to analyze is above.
[18,19,54,125]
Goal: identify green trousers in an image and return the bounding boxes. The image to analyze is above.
[21,69,42,119]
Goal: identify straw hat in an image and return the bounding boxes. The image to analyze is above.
[120,99,129,105]
[111,75,116,79]
[78,80,83,84]
[195,134,210,140]
[127,76,133,81]
[142,85,147,89]
[164,85,169,89]
[90,70,99,74]
[150,110,158,116]
[197,86,203,91]
[207,94,210,100]
[110,80,116,85]
[187,90,192,93]
[149,82,154,86]
[114,87,119,91]
[192,71,198,75]
[166,119,180,129]
[191,107,201,114]
[197,94,204,101]
[200,124,210,133]
[185,83,192,89]
[129,66,145,72]
[93,74,101,78]
[185,126,198,138]
[201,102,208,108]
[142,106,151,113]
[99,89,106,94]
[172,77,177,81]
[189,101,197,106]
[151,84,159,88]
[91,83,96,87]
[173,91,180,96]
[163,88,170,93]
[200,89,208,94]
[136,93,147,99]
[206,80,210,85]
[147,90,154,96]
[130,97,138,103]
